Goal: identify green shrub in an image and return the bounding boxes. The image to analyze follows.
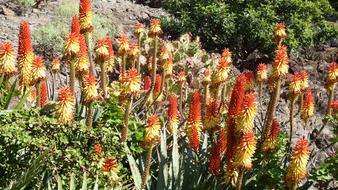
[14,0,35,11]
[162,0,338,60]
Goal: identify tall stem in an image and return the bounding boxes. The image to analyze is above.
[137,36,142,73]
[288,98,296,151]
[299,93,304,114]
[85,32,95,75]
[262,78,281,139]
[35,81,41,108]
[100,61,107,98]
[327,84,336,115]
[258,81,263,98]
[86,103,93,128]
[236,169,244,190]
[122,54,127,77]
[69,59,76,96]
[141,145,154,189]
[179,82,184,115]
[121,96,133,143]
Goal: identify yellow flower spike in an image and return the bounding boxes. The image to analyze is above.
[285,139,309,188]
[0,42,17,77]
[117,34,130,56]
[272,45,289,79]
[257,63,267,82]
[148,18,162,37]
[76,35,90,78]
[51,58,61,74]
[32,56,47,84]
[233,130,256,170]
[288,72,302,99]
[143,114,161,147]
[55,87,75,125]
[83,75,99,105]
[235,92,257,133]
[121,68,141,95]
[64,32,80,59]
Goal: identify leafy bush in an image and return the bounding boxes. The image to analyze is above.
[162,0,338,60]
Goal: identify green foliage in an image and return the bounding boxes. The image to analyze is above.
[14,0,35,11]
[32,0,120,59]
[162,0,338,59]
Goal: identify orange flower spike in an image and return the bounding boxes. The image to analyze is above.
[95,37,110,62]
[178,70,186,82]
[64,32,80,59]
[149,18,162,37]
[214,58,231,84]
[209,142,221,176]
[94,144,102,157]
[300,70,309,91]
[217,128,227,155]
[17,21,34,87]
[102,157,118,172]
[236,92,257,133]
[226,74,247,175]
[159,47,170,64]
[143,76,152,91]
[143,114,161,147]
[326,62,338,87]
[71,15,80,35]
[272,45,289,78]
[330,100,338,112]
[274,23,287,42]
[79,0,93,33]
[128,43,140,61]
[83,75,99,105]
[154,74,162,96]
[233,129,257,170]
[262,118,280,152]
[244,70,255,91]
[55,87,75,125]
[160,47,173,76]
[301,89,314,124]
[288,72,302,99]
[204,100,220,134]
[121,68,141,95]
[40,81,48,107]
[0,42,17,77]
[285,139,309,188]
[76,35,89,77]
[134,22,145,38]
[187,91,202,152]
[51,58,61,74]
[117,34,130,56]
[221,48,232,64]
[168,95,179,134]
[202,68,211,86]
[32,56,47,83]
[257,63,267,82]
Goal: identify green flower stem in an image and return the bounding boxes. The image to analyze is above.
[263,78,281,139]
[204,84,209,115]
[85,32,95,75]
[86,103,93,128]
[236,169,244,190]
[121,95,134,143]
[141,145,154,189]
[136,36,142,73]
[69,58,76,96]
[299,93,304,114]
[179,82,184,115]
[35,81,41,108]
[100,61,107,98]
[327,84,336,115]
[288,97,296,151]
[52,73,56,101]
[258,81,263,99]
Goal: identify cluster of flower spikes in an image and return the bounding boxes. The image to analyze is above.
[17,21,34,89]
[261,118,280,152]
[186,91,202,152]
[285,138,309,188]
[225,74,247,185]
[0,42,17,77]
[143,114,161,147]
